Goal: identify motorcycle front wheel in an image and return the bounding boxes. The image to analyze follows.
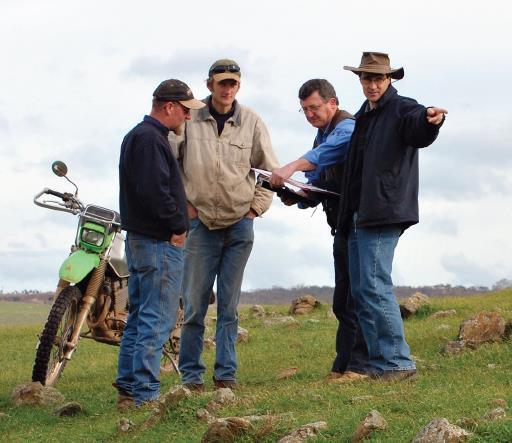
[32,286,81,386]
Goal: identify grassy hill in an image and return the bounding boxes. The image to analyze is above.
[0,291,511,442]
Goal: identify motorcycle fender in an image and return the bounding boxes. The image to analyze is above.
[59,250,100,283]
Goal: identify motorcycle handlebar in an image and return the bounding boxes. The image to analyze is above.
[45,189,66,200]
[33,188,83,214]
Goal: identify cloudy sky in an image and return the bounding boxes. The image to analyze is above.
[1,0,510,292]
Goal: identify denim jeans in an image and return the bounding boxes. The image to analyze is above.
[332,231,369,374]
[178,217,254,384]
[116,232,183,405]
[347,217,415,374]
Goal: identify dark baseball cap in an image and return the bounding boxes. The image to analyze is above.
[208,59,241,82]
[153,79,205,109]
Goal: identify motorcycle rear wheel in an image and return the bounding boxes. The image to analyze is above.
[32,286,81,386]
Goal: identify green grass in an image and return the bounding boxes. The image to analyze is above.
[0,291,511,442]
[0,302,50,326]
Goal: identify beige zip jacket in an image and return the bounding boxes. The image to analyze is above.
[169,99,279,230]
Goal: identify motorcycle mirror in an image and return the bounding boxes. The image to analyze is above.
[52,161,68,177]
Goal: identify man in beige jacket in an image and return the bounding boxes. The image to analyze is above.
[171,59,278,390]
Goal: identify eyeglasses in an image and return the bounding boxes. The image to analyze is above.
[209,64,240,75]
[299,104,324,114]
[173,102,191,116]
[360,74,389,85]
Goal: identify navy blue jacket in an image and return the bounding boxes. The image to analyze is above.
[119,115,188,240]
[338,85,443,236]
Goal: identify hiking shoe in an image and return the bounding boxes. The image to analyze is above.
[372,369,418,382]
[184,382,205,393]
[327,371,369,384]
[117,393,135,411]
[212,377,237,390]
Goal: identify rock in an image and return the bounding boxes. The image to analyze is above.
[400,292,430,318]
[457,311,505,346]
[352,410,387,442]
[277,367,298,380]
[250,305,266,317]
[206,400,222,412]
[11,382,65,407]
[443,340,466,355]
[197,408,214,423]
[289,295,319,315]
[263,316,299,328]
[237,326,249,343]
[483,407,506,420]
[141,385,191,430]
[490,398,507,408]
[429,309,457,319]
[212,387,235,405]
[412,418,471,442]
[201,417,253,443]
[204,338,216,349]
[117,417,135,432]
[278,421,328,443]
[455,417,478,429]
[53,401,83,417]
[487,363,499,369]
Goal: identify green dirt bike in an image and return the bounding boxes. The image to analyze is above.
[32,161,182,386]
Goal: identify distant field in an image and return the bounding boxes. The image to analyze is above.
[0,302,50,326]
[0,291,511,442]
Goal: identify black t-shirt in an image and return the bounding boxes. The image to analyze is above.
[208,98,235,135]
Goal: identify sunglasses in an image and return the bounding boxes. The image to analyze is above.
[209,64,240,75]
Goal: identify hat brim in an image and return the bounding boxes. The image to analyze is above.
[343,65,404,80]
[212,72,241,82]
[179,98,206,110]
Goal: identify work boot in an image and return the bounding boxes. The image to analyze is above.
[212,376,237,390]
[113,382,135,411]
[372,369,418,382]
[327,371,369,384]
[183,382,205,393]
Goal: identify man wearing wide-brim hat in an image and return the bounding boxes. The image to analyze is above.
[336,52,447,382]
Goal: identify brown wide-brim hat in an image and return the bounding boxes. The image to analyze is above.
[343,51,404,80]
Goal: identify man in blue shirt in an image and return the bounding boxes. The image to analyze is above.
[270,79,368,380]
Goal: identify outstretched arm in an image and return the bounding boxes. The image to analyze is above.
[270,158,315,188]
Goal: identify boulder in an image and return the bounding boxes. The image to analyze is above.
[237,326,249,343]
[277,367,298,380]
[457,311,505,346]
[117,417,135,432]
[443,340,466,355]
[53,401,83,417]
[289,295,319,315]
[250,305,266,317]
[11,382,65,407]
[277,421,328,443]
[400,292,430,318]
[412,418,471,442]
[352,410,387,442]
[202,417,253,443]
[212,387,235,405]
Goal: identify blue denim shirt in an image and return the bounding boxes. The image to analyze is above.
[301,118,354,185]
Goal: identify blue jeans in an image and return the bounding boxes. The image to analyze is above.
[179,217,254,384]
[347,217,415,374]
[116,232,183,405]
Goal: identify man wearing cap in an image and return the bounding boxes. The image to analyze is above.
[171,59,278,390]
[269,79,368,380]
[115,79,205,408]
[338,52,447,381]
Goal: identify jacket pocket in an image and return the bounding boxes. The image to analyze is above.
[229,140,252,166]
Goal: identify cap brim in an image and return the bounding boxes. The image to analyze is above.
[212,72,241,82]
[179,98,206,110]
[343,65,404,80]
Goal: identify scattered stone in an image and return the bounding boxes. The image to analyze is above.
[277,367,298,380]
[412,418,471,442]
[196,408,214,423]
[212,387,235,405]
[237,326,249,343]
[352,410,388,442]
[53,401,83,417]
[490,398,507,408]
[140,385,191,430]
[400,292,430,318]
[250,305,266,317]
[117,417,135,432]
[455,417,478,429]
[277,421,328,443]
[206,400,222,412]
[487,363,499,369]
[443,340,466,355]
[350,395,375,403]
[458,311,505,346]
[483,407,506,420]
[11,382,65,407]
[263,316,299,328]
[204,338,216,349]
[429,309,457,319]
[202,417,253,443]
[435,324,450,331]
[289,295,319,315]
